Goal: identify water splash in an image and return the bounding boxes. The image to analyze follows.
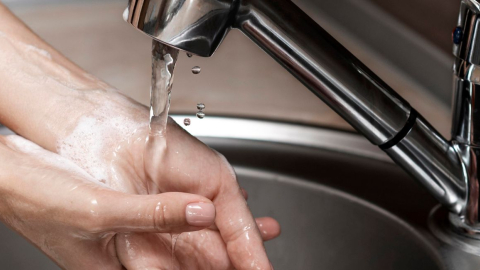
[196,111,205,119]
[184,118,191,126]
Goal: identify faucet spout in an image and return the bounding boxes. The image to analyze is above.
[124,0,471,228]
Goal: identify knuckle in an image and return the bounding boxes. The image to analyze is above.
[153,202,168,230]
[78,216,102,233]
[226,223,256,243]
[77,208,108,234]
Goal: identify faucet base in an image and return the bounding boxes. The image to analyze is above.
[448,211,480,238]
[429,205,480,255]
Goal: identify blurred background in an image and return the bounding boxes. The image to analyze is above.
[1,0,460,136]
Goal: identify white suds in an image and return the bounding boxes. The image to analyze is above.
[57,99,145,187]
[24,44,52,60]
[5,135,100,184]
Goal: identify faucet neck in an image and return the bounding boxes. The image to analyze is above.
[233,0,468,218]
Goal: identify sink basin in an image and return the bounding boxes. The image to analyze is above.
[238,168,441,269]
[3,116,480,269]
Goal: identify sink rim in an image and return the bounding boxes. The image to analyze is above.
[171,115,391,163]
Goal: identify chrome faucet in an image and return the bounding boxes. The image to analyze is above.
[124,0,480,236]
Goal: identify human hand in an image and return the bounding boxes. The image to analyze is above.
[55,92,280,269]
[0,135,220,270]
[0,4,279,267]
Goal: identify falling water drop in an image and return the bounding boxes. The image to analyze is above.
[196,111,205,119]
[192,66,201,74]
[184,118,191,126]
[197,103,205,110]
[186,53,193,58]
[122,7,129,21]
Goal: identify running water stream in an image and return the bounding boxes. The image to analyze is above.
[148,40,178,136]
[144,40,178,191]
[144,40,180,269]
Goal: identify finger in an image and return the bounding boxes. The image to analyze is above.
[116,233,173,270]
[214,158,272,269]
[256,217,281,241]
[97,191,216,234]
[241,188,248,201]
[209,217,280,241]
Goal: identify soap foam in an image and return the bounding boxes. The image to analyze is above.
[24,44,52,60]
[5,135,101,185]
[57,98,146,190]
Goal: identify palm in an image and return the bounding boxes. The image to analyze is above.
[116,229,232,269]
[111,123,237,269]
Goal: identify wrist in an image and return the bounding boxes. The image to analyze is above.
[0,6,150,152]
[46,88,149,153]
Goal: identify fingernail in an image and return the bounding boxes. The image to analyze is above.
[186,203,215,226]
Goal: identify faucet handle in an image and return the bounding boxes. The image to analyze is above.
[454,1,480,65]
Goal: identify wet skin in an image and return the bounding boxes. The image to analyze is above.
[0,3,280,270]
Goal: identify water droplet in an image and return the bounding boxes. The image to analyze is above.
[192,66,201,74]
[197,103,205,110]
[186,53,192,58]
[184,118,191,126]
[196,112,205,119]
[122,7,129,21]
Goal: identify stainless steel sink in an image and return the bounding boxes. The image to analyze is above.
[2,116,479,269]
[240,168,441,270]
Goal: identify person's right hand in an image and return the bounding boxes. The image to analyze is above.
[0,135,219,270]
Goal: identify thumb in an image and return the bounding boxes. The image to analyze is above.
[97,191,216,233]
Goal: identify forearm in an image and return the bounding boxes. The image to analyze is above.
[0,3,118,151]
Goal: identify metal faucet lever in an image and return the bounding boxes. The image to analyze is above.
[124,0,478,235]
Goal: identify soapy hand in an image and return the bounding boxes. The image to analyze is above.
[119,119,280,270]
[0,135,220,270]
[0,3,279,268]
[0,114,279,270]
[54,91,280,270]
